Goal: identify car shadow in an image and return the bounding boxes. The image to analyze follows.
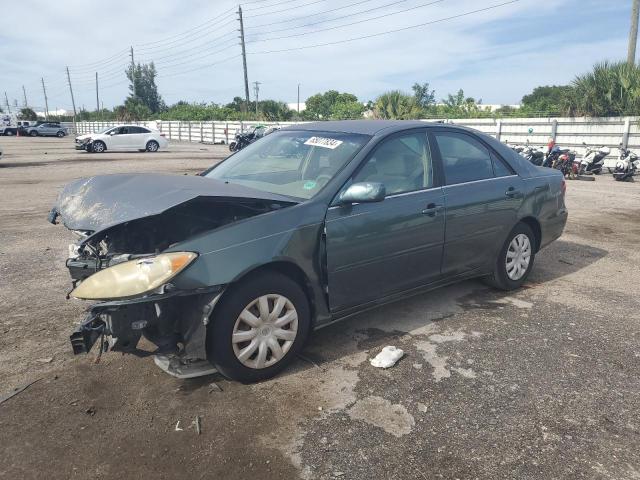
[285,238,609,377]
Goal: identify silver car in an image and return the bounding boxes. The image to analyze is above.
[26,123,67,138]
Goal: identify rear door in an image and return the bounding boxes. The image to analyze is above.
[430,130,524,277]
[129,126,150,149]
[325,129,445,312]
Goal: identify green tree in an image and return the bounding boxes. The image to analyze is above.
[520,85,573,116]
[126,62,165,114]
[567,61,640,116]
[258,100,292,121]
[373,90,422,119]
[412,82,436,110]
[303,90,363,120]
[18,107,37,120]
[441,89,484,118]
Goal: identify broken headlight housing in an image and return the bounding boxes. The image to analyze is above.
[71,252,197,300]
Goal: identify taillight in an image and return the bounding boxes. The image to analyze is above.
[561,179,566,196]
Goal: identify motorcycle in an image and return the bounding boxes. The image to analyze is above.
[522,145,545,166]
[554,150,577,178]
[578,142,609,175]
[543,145,565,168]
[228,124,280,152]
[613,144,639,181]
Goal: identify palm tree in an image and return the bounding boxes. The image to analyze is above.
[569,61,640,116]
[373,90,422,119]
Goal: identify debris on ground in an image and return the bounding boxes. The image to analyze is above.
[370,346,405,369]
[175,421,183,432]
[208,382,223,393]
[36,357,53,363]
[194,416,202,435]
[85,406,96,416]
[0,378,42,405]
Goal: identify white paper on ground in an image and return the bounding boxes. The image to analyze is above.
[370,346,405,369]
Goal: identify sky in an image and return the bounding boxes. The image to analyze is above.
[0,0,632,112]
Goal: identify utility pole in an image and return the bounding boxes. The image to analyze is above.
[130,46,136,97]
[629,0,640,65]
[65,66,77,124]
[297,83,301,114]
[22,85,28,108]
[41,78,50,120]
[95,72,100,112]
[253,81,261,117]
[238,6,250,113]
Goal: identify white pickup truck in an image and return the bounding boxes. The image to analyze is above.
[0,113,39,135]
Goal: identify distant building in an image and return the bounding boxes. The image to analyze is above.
[286,102,306,112]
[35,108,69,117]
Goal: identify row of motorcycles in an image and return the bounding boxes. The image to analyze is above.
[509,140,639,181]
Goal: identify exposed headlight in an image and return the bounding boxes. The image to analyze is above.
[71,252,197,300]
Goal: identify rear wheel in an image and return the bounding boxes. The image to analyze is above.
[207,272,311,383]
[91,140,106,153]
[483,222,536,291]
[56,131,65,138]
[146,140,159,152]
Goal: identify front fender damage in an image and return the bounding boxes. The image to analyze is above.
[70,287,224,376]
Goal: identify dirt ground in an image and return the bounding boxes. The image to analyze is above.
[0,136,639,480]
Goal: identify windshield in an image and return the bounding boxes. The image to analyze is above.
[206,130,370,199]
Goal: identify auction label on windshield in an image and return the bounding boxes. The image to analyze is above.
[304,136,343,149]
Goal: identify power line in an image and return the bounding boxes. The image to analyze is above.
[245,0,327,18]
[246,0,397,32]
[248,0,446,42]
[136,15,237,52]
[250,0,520,54]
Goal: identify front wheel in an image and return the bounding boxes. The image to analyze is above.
[146,140,159,152]
[91,140,106,153]
[207,272,311,383]
[229,141,237,152]
[483,223,536,291]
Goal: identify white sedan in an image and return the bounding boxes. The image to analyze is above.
[75,125,168,153]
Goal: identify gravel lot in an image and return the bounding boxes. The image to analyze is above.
[0,136,639,479]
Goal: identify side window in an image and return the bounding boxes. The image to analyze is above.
[130,126,149,134]
[492,154,513,177]
[434,133,494,185]
[353,131,432,195]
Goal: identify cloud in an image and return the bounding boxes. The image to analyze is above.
[0,0,629,110]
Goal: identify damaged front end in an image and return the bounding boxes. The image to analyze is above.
[50,173,297,376]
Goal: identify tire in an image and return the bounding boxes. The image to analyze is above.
[483,222,536,291]
[229,142,237,152]
[29,130,38,137]
[207,272,311,383]
[91,140,106,153]
[146,140,159,152]
[6,130,15,136]
[56,131,65,138]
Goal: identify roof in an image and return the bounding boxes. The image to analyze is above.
[284,120,435,136]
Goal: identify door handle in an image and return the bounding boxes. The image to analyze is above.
[505,187,522,199]
[421,203,443,216]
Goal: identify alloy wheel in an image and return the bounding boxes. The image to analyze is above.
[506,233,531,280]
[231,294,298,369]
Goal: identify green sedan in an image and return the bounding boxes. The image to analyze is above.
[49,120,567,382]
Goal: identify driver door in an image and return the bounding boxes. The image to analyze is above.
[108,127,129,150]
[325,130,445,313]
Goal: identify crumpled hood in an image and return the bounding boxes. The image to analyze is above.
[51,173,296,232]
[75,133,92,141]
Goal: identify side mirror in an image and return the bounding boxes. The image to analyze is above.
[339,182,386,205]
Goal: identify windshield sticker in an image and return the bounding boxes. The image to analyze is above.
[304,136,343,149]
[303,180,317,190]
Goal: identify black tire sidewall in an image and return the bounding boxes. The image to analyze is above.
[207,272,311,383]
[492,223,536,290]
